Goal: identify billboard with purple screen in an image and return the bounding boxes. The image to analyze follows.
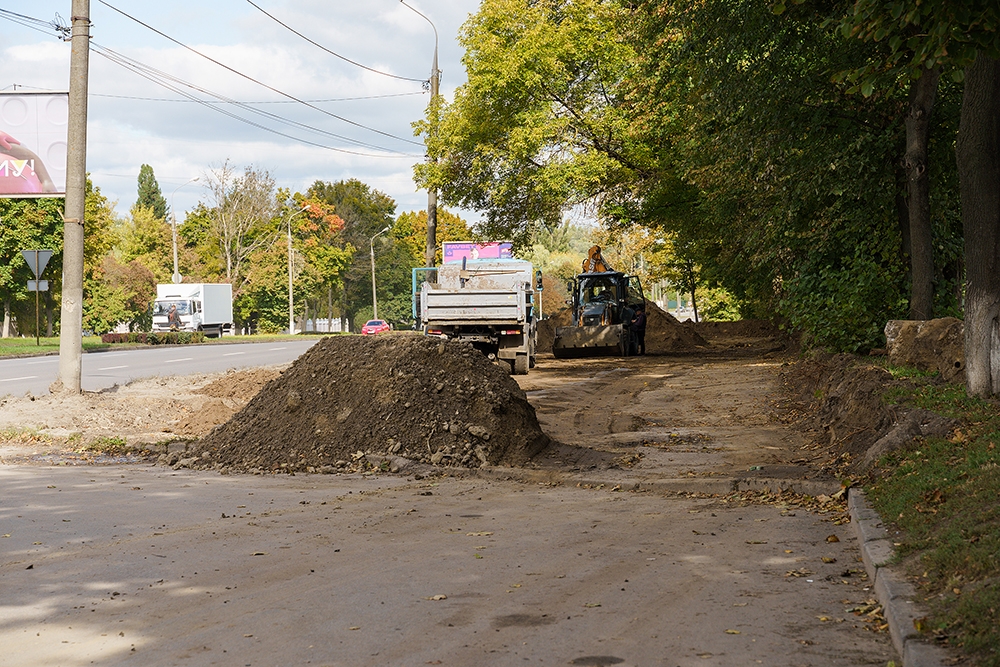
[0,92,68,198]
[442,241,514,264]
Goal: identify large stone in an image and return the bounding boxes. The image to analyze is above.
[885,318,964,383]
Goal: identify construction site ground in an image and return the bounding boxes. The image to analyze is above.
[0,327,898,667]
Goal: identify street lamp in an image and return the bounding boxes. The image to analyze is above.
[170,176,199,284]
[287,204,310,334]
[401,0,440,269]
[370,225,391,320]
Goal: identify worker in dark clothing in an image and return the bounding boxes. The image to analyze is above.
[631,302,647,355]
[167,304,181,331]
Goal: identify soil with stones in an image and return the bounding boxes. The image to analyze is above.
[190,336,549,474]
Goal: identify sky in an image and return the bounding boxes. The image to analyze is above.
[0,0,478,222]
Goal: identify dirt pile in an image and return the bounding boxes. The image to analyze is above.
[536,301,707,354]
[190,336,550,474]
[643,301,708,352]
[171,368,283,437]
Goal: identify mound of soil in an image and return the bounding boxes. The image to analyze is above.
[692,319,784,339]
[193,336,550,474]
[536,301,708,354]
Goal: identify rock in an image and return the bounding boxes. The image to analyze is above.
[286,390,302,411]
[885,318,965,383]
[448,422,464,436]
[173,457,198,469]
[430,450,445,464]
[862,409,959,469]
[467,424,490,440]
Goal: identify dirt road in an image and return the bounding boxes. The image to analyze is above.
[0,338,897,666]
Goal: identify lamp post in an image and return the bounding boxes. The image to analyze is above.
[287,205,310,334]
[370,225,391,320]
[170,176,199,284]
[401,0,439,269]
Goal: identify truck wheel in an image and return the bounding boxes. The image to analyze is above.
[514,354,529,375]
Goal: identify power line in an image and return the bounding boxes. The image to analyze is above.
[98,0,423,146]
[90,42,421,158]
[90,91,427,103]
[245,0,426,84]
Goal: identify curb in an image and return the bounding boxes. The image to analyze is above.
[847,488,952,667]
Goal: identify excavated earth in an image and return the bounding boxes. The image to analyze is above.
[190,336,550,474]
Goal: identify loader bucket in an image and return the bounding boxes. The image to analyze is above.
[552,324,626,358]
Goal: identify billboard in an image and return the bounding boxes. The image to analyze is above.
[0,92,68,197]
[441,241,514,264]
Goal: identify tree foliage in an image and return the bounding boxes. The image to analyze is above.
[136,164,168,221]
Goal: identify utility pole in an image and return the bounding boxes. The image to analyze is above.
[401,1,439,269]
[57,0,90,394]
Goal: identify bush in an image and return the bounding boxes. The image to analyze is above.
[100,332,206,345]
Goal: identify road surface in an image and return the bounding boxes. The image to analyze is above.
[0,340,318,396]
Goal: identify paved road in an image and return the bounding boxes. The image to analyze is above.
[0,467,895,667]
[0,339,318,396]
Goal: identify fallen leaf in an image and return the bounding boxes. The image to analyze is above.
[583,603,601,608]
[817,616,831,622]
[913,616,928,633]
[725,629,741,634]
[243,634,253,638]
[349,626,360,631]
[826,534,840,543]
[251,552,267,556]
[822,557,837,563]
[1,534,9,538]
[745,540,767,544]
[466,531,492,537]
[426,594,447,601]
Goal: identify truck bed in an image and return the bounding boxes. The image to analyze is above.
[421,288,527,325]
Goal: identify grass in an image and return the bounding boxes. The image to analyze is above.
[0,333,315,359]
[868,377,1000,666]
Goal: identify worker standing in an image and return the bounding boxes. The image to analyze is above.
[632,303,647,355]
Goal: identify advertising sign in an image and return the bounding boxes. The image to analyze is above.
[0,92,68,197]
[441,241,514,264]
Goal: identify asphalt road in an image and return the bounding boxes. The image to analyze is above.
[0,339,319,396]
[0,467,895,667]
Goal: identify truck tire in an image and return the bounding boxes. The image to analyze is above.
[514,354,529,375]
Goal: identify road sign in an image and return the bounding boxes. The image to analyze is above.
[27,280,49,292]
[21,249,53,278]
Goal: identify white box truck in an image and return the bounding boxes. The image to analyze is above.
[151,283,233,337]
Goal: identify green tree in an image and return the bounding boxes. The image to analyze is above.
[118,204,173,282]
[136,164,168,220]
[0,198,64,337]
[308,179,401,330]
[396,209,472,266]
[82,178,127,335]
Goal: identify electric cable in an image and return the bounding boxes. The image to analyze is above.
[98,0,423,146]
[90,43,421,158]
[90,91,426,103]
[244,0,426,84]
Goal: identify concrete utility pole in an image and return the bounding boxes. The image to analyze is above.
[286,205,309,335]
[57,0,91,394]
[401,1,440,269]
[370,225,390,320]
[170,176,199,284]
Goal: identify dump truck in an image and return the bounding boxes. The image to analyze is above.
[151,283,234,337]
[552,246,646,358]
[420,258,540,375]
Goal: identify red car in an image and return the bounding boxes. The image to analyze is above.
[361,319,391,335]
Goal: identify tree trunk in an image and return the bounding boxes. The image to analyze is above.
[957,54,1000,397]
[2,297,10,338]
[905,68,941,320]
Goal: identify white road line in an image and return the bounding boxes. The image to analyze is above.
[25,358,59,365]
[163,358,193,364]
[268,347,287,351]
[98,352,128,358]
[98,365,128,371]
[223,352,245,357]
[0,376,37,382]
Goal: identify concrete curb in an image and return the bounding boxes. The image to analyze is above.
[848,488,953,667]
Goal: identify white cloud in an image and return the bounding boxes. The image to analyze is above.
[1,0,479,223]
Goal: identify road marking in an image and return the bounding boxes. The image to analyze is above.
[163,358,193,364]
[268,347,287,351]
[26,358,59,365]
[223,352,245,357]
[98,365,128,371]
[98,352,128,358]
[0,376,37,382]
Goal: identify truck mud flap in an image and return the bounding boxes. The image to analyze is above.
[552,324,625,358]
